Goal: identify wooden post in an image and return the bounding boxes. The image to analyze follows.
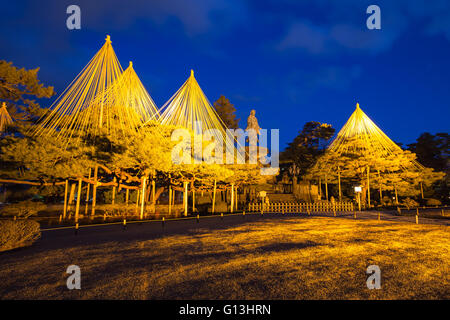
[378,170,382,203]
[192,182,195,213]
[75,178,82,223]
[63,179,69,219]
[125,188,129,206]
[230,183,234,213]
[112,176,116,205]
[338,167,342,202]
[357,192,361,211]
[420,182,424,199]
[85,168,91,215]
[235,185,238,211]
[325,174,328,201]
[152,179,156,205]
[318,178,321,199]
[183,181,188,216]
[67,182,76,213]
[135,190,140,215]
[394,185,398,205]
[212,179,217,214]
[91,165,98,216]
[168,186,172,215]
[140,177,146,220]
[367,166,371,208]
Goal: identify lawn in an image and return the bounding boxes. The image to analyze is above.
[0,216,449,299]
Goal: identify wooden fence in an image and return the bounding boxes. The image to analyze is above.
[248,201,354,213]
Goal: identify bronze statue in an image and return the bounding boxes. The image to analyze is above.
[246,109,261,136]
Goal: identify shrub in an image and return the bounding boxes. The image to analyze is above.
[0,220,41,252]
[0,200,47,218]
[402,197,419,210]
[426,198,442,206]
[381,196,393,206]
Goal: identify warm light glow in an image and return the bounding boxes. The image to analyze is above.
[0,102,13,133]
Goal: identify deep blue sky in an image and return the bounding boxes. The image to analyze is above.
[1,0,449,150]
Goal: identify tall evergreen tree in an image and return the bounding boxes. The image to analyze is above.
[281,121,335,176]
[213,95,240,129]
[0,60,55,123]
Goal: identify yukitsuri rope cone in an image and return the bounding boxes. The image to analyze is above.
[158,69,244,162]
[327,103,423,170]
[32,35,124,141]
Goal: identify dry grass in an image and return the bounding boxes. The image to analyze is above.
[0,217,449,299]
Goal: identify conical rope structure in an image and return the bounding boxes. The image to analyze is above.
[32,35,124,140]
[158,70,245,163]
[327,103,424,171]
[79,61,160,139]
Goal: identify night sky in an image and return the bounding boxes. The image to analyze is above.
[1,0,449,150]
